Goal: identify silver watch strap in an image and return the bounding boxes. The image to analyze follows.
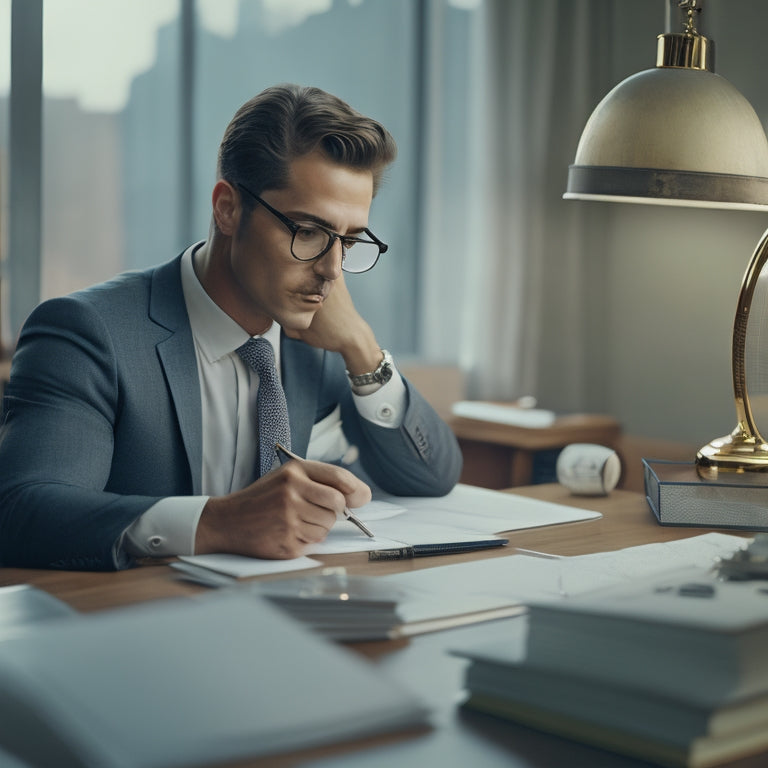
[347,350,392,386]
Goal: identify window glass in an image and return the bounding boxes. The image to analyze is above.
[41,0,181,298]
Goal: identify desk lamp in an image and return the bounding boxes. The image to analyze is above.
[564,0,768,489]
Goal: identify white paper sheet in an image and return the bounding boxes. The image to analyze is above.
[375,484,602,534]
[381,532,749,604]
[175,485,601,578]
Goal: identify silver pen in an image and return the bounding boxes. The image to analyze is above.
[274,442,375,538]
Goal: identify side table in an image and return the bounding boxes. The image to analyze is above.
[448,411,622,489]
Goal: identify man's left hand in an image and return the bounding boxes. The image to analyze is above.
[286,275,383,375]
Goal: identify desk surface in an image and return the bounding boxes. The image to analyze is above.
[0,485,762,768]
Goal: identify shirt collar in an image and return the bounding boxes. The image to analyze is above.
[180,243,282,365]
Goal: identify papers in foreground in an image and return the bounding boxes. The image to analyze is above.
[176,483,603,578]
[0,592,428,768]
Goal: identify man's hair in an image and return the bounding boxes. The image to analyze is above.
[217,84,397,214]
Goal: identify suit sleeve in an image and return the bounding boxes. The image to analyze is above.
[332,359,463,497]
[0,297,161,570]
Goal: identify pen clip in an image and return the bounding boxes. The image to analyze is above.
[274,443,374,538]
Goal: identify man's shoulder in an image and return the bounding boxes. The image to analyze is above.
[24,256,184,333]
[75,256,181,306]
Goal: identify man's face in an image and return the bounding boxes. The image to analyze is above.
[227,152,374,333]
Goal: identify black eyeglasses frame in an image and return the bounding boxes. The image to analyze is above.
[236,182,388,273]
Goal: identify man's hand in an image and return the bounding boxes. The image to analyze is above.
[194,459,372,559]
[285,275,383,375]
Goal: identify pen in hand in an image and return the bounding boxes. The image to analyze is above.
[274,442,375,538]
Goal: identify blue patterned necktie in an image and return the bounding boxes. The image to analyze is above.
[235,337,291,477]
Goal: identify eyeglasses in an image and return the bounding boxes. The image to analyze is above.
[236,183,388,274]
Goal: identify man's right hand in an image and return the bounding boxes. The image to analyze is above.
[194,460,372,559]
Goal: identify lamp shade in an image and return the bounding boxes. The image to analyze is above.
[565,66,768,210]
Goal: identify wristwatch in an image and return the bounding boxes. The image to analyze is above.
[347,350,393,386]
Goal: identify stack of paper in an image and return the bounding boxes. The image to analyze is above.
[252,569,524,641]
[455,565,768,767]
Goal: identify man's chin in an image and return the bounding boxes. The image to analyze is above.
[278,311,316,336]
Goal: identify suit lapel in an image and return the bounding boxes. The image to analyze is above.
[149,257,204,494]
[281,335,324,457]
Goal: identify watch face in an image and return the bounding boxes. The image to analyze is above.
[379,362,393,383]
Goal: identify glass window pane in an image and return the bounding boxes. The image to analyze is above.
[41,0,181,299]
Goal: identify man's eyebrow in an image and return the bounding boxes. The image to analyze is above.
[288,210,367,235]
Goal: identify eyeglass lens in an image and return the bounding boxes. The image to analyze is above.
[291,227,380,273]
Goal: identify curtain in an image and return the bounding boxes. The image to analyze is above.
[418,0,617,411]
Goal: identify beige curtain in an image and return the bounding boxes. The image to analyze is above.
[419,0,618,411]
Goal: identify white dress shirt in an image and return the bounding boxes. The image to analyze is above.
[123,244,406,557]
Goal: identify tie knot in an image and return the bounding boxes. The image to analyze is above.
[236,337,276,376]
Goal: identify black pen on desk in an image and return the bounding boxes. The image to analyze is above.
[368,539,509,561]
[274,442,375,538]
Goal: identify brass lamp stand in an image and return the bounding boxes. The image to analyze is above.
[696,229,768,477]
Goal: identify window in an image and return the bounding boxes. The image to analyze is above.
[7,0,481,358]
[41,0,181,298]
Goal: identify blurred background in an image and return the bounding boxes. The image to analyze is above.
[1,0,766,466]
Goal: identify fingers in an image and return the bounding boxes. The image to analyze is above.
[297,459,372,510]
[195,459,371,560]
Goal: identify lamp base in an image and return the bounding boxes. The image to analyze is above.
[695,425,768,479]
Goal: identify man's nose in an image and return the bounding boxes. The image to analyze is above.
[313,238,343,280]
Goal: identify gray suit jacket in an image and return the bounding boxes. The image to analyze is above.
[0,256,462,570]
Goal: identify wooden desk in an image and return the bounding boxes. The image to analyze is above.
[450,413,622,488]
[0,485,761,768]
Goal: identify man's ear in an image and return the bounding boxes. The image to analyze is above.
[211,180,240,236]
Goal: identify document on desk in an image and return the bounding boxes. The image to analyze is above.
[383,532,749,605]
[175,485,601,577]
[309,484,602,555]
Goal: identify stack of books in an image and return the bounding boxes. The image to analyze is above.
[455,567,768,767]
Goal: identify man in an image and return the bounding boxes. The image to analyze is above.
[0,84,462,570]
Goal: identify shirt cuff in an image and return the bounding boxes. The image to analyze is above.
[350,366,406,428]
[122,497,208,557]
